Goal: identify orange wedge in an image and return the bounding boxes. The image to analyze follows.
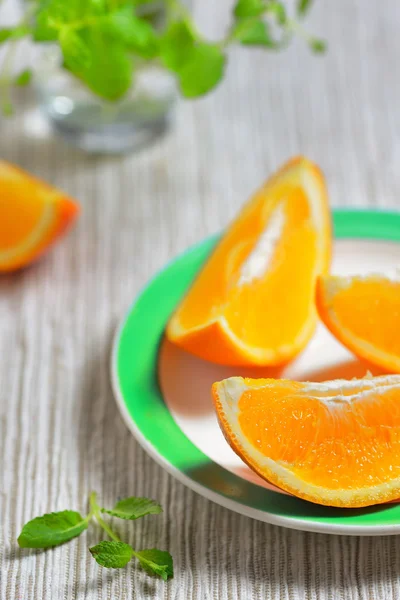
[213,374,400,507]
[167,157,331,366]
[317,274,400,373]
[0,161,79,272]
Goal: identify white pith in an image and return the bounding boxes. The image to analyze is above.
[238,203,285,285]
[301,375,400,405]
[324,271,400,298]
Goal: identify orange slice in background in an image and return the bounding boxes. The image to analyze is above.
[0,161,79,272]
[317,274,400,373]
[213,374,400,507]
[167,157,331,366]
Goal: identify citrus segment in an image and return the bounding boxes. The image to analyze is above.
[0,161,79,272]
[317,274,400,373]
[213,375,400,507]
[167,157,331,366]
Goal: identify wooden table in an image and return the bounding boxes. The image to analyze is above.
[2,0,400,597]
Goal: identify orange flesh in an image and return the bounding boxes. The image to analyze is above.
[176,184,319,349]
[323,278,400,358]
[238,380,400,491]
[0,161,79,271]
[0,197,46,250]
[0,162,57,248]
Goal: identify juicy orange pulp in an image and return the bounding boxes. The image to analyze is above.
[317,274,400,373]
[0,161,79,272]
[213,375,400,507]
[167,157,331,366]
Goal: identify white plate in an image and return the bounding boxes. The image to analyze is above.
[112,210,400,535]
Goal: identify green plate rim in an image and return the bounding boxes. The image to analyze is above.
[111,209,400,535]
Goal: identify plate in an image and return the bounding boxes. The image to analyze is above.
[112,209,400,535]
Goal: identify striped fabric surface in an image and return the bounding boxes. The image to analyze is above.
[2,0,400,597]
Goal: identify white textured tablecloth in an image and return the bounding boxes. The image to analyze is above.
[2,0,400,598]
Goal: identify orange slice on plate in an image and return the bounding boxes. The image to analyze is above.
[317,274,400,373]
[213,374,400,507]
[0,161,79,272]
[167,157,331,366]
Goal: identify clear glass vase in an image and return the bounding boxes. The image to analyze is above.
[34,49,177,155]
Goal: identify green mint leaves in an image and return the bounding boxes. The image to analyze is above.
[59,29,91,71]
[88,543,174,579]
[0,0,324,114]
[297,0,313,16]
[310,38,327,53]
[62,26,133,102]
[18,510,88,549]
[0,28,15,44]
[234,0,267,18]
[90,541,134,569]
[160,20,195,72]
[0,25,30,44]
[14,69,32,87]
[231,0,325,53]
[135,549,174,581]
[102,6,160,58]
[101,497,162,520]
[177,44,226,98]
[17,492,173,581]
[30,0,154,101]
[232,19,274,47]
[160,21,226,98]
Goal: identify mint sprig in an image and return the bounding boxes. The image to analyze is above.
[0,0,325,114]
[89,543,173,580]
[17,492,173,581]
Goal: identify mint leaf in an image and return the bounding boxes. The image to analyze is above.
[102,497,162,520]
[160,20,195,72]
[101,7,159,58]
[60,29,91,70]
[3,101,13,117]
[310,38,326,53]
[90,541,133,568]
[234,0,266,18]
[40,0,86,22]
[133,0,157,5]
[124,16,159,58]
[232,19,274,47]
[0,25,30,44]
[135,549,174,580]
[297,0,312,15]
[18,511,88,549]
[32,8,59,42]
[178,43,226,98]
[33,0,105,41]
[0,28,15,43]
[161,20,226,97]
[266,2,287,25]
[63,26,132,101]
[15,69,32,86]
[86,0,108,15]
